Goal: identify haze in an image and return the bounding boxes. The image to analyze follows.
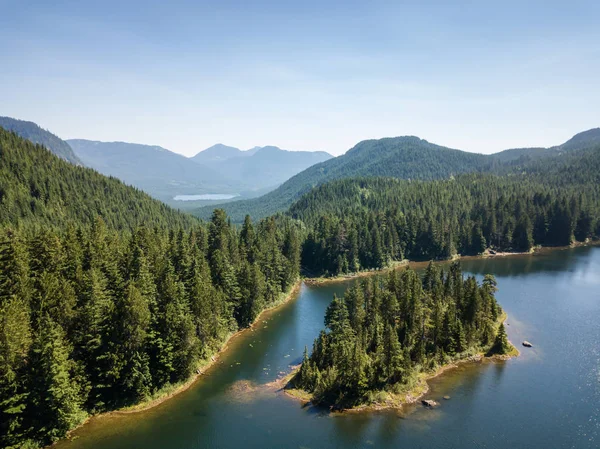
[1,0,599,156]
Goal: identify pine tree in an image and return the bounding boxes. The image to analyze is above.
[27,316,85,444]
[117,283,151,403]
[492,323,511,355]
[0,297,32,448]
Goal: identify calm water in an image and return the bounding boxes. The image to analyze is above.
[57,246,600,449]
[173,194,239,201]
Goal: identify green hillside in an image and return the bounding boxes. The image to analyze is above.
[288,144,600,275]
[0,127,301,449]
[0,127,197,230]
[194,136,493,222]
[195,129,600,223]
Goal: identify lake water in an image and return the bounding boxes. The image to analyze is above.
[173,194,239,201]
[56,246,600,449]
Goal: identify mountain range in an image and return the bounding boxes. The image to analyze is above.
[194,128,600,222]
[2,114,598,222]
[0,116,333,207]
[67,139,238,203]
[67,140,332,205]
[191,144,332,191]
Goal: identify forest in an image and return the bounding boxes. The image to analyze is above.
[0,129,301,447]
[0,212,300,448]
[292,166,600,276]
[194,129,600,223]
[292,263,513,408]
[1,125,599,447]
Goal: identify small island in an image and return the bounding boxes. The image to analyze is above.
[286,262,518,410]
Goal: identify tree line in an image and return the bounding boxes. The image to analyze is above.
[293,173,600,276]
[293,263,511,407]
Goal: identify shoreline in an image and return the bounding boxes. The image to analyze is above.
[282,314,519,414]
[57,279,303,444]
[303,240,600,286]
[53,240,598,444]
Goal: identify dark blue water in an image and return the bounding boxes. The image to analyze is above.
[57,246,600,449]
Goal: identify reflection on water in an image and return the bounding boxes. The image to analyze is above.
[56,246,600,449]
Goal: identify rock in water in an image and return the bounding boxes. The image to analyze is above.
[443,396,451,400]
[422,399,438,408]
[522,341,533,347]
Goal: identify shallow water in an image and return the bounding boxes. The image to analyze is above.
[57,246,600,449]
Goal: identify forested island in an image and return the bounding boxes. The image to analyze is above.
[287,263,517,410]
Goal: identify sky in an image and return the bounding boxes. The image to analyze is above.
[1,0,599,157]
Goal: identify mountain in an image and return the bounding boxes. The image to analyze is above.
[68,139,240,203]
[0,116,82,165]
[194,129,600,222]
[557,128,600,151]
[191,144,333,191]
[190,143,247,163]
[492,128,600,163]
[0,126,196,229]
[193,136,492,222]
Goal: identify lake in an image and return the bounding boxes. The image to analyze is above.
[173,194,239,201]
[55,246,600,449]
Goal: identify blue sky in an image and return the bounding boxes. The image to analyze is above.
[1,0,599,156]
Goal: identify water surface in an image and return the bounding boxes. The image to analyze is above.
[57,246,600,449]
[173,194,239,201]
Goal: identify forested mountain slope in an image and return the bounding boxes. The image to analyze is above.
[290,144,600,275]
[0,116,82,165]
[557,128,600,151]
[492,128,600,163]
[194,137,494,222]
[195,129,600,222]
[0,127,196,230]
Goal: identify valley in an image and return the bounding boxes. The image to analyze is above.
[2,4,599,448]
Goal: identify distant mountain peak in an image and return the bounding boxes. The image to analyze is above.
[191,144,243,162]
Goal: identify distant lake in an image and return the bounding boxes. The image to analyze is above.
[173,194,239,201]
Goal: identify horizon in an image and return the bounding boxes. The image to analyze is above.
[1,1,599,156]
[3,113,598,159]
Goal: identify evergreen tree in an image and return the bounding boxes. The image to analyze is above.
[27,316,85,445]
